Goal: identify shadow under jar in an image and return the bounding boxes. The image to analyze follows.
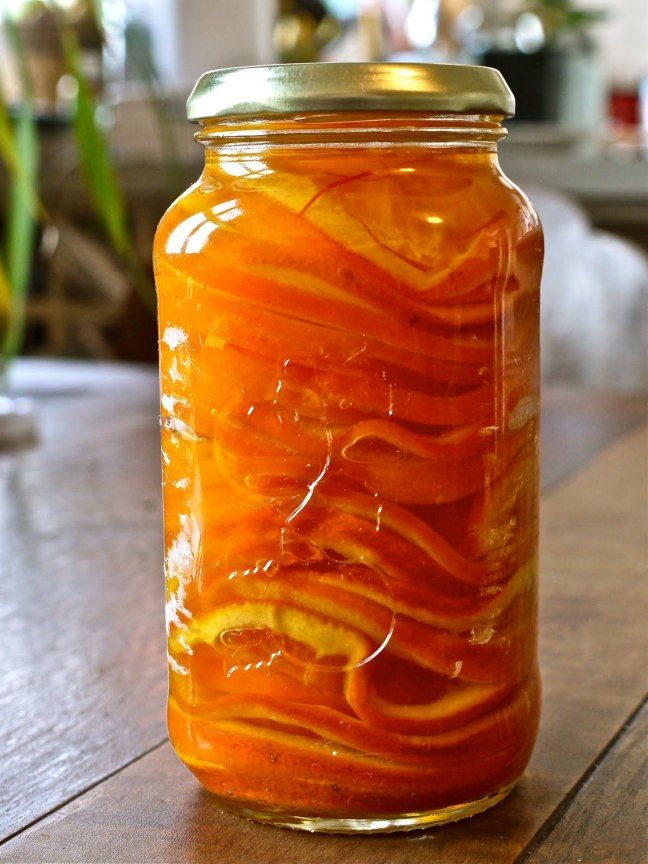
[153,63,544,834]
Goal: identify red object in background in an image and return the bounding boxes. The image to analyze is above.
[609,88,639,127]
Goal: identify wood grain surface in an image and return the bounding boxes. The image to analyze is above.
[522,701,647,864]
[0,361,646,863]
[0,363,166,841]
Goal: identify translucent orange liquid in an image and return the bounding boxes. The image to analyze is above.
[154,122,543,823]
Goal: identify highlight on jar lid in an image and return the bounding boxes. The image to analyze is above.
[186,62,516,123]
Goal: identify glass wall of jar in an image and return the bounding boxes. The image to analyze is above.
[154,63,543,834]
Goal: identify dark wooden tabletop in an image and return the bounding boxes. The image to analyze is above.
[0,360,646,864]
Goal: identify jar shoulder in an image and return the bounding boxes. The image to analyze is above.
[493,165,543,236]
[153,178,205,264]
[154,155,543,269]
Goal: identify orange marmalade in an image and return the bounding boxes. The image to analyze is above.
[154,66,543,833]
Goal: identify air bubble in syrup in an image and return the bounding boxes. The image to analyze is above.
[508,395,539,430]
[199,176,223,194]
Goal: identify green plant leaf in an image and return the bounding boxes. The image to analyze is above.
[1,17,39,362]
[60,25,130,259]
[528,0,606,36]
[0,65,47,218]
[88,0,104,30]
[59,22,155,310]
[0,254,11,334]
[0,84,18,173]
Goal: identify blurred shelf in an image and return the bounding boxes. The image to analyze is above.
[501,123,648,228]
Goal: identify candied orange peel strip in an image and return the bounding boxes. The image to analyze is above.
[156,141,542,815]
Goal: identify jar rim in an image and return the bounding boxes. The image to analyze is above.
[186,62,515,124]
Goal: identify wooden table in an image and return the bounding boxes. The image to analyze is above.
[1,360,646,864]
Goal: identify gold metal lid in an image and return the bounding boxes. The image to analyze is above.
[186,62,515,123]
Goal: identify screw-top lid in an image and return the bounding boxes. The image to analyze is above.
[186,62,515,123]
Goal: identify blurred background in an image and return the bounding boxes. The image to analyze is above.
[0,0,646,392]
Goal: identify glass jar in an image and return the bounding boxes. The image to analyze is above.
[154,63,543,834]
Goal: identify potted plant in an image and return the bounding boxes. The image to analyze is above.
[467,0,606,127]
[531,0,607,128]
[0,1,156,447]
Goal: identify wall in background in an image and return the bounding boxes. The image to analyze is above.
[121,0,647,91]
[591,0,648,87]
[127,0,276,89]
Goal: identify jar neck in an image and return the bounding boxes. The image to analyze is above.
[196,112,507,154]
